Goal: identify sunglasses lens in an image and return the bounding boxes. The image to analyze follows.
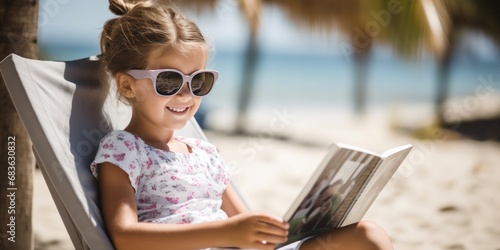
[191,72,215,96]
[156,71,183,95]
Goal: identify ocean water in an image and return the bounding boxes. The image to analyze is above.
[206,50,500,113]
[39,43,500,116]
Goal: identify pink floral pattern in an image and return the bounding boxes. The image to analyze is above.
[90,130,230,224]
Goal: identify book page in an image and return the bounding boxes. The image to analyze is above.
[284,146,381,244]
[327,152,380,228]
[340,144,413,226]
[381,144,414,158]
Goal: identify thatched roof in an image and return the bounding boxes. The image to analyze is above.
[159,0,500,61]
[266,0,371,38]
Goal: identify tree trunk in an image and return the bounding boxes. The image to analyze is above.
[353,50,370,114]
[435,49,452,125]
[235,34,258,134]
[435,32,454,126]
[235,0,261,134]
[0,1,38,249]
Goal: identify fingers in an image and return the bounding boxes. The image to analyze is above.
[251,236,281,250]
[231,211,290,249]
[254,212,289,230]
[250,241,278,250]
[257,216,288,236]
[255,231,288,245]
[256,221,288,237]
[252,240,278,250]
[252,212,289,245]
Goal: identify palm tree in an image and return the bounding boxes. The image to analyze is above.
[234,0,262,133]
[372,0,500,127]
[376,0,455,124]
[266,0,375,114]
[432,0,500,125]
[371,0,500,126]
[170,0,500,128]
[0,1,38,249]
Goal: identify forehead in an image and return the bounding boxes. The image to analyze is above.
[146,46,207,74]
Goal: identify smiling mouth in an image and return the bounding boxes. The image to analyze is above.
[166,106,189,114]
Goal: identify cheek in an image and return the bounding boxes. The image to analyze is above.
[192,97,202,111]
[132,79,156,100]
[134,94,172,112]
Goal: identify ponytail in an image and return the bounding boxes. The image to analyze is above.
[108,0,154,16]
[108,0,135,16]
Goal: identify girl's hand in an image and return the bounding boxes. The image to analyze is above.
[223,211,289,249]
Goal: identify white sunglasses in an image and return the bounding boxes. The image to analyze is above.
[127,69,219,97]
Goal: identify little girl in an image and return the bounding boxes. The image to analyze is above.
[91,0,394,249]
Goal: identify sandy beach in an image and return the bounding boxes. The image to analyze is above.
[33,104,500,250]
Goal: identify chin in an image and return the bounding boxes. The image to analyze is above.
[168,121,190,131]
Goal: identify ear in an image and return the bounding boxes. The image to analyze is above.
[115,72,135,97]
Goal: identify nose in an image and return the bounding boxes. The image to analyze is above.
[175,81,192,99]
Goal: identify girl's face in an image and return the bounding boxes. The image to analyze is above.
[128,46,207,131]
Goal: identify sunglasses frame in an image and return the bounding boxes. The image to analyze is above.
[127,69,219,97]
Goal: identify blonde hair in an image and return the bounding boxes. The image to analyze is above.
[99,0,207,102]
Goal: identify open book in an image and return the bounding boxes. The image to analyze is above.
[279,143,413,246]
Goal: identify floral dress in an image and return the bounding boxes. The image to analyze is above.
[90,130,230,224]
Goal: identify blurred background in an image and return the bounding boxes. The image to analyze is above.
[33,0,500,249]
[39,0,500,140]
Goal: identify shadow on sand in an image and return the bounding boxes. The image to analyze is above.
[443,115,500,142]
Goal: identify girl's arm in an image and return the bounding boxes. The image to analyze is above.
[98,162,288,250]
[221,182,249,217]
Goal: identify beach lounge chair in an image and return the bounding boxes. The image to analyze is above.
[0,54,226,249]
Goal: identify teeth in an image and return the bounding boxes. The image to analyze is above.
[167,107,187,113]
